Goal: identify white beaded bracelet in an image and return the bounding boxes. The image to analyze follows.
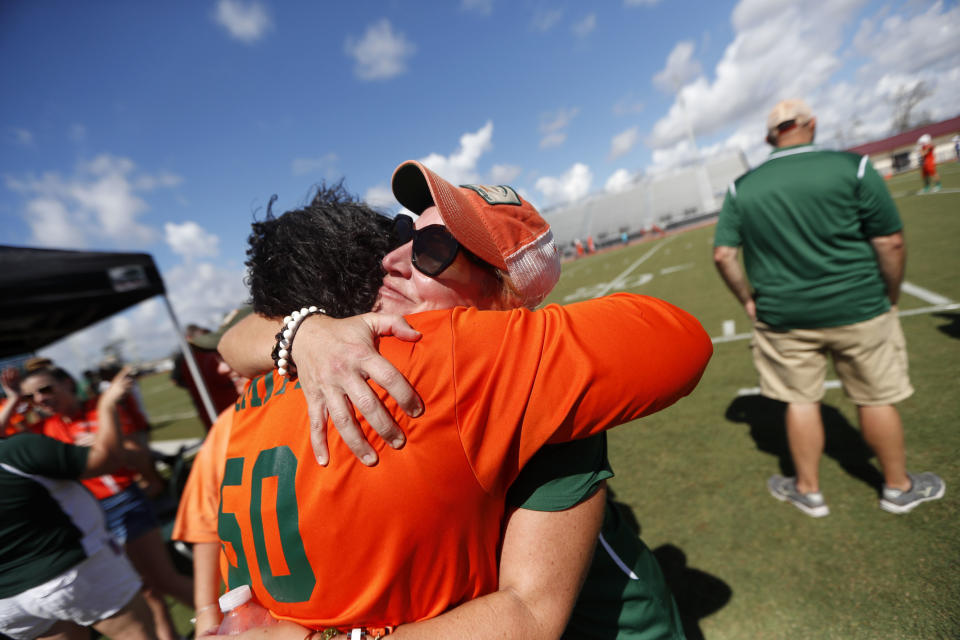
[272,306,326,377]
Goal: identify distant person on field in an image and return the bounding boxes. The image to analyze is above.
[713,98,944,517]
[917,133,941,193]
[0,366,157,640]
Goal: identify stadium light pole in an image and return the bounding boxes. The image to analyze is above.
[673,83,716,215]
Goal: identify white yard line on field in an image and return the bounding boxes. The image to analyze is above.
[592,235,678,298]
[901,281,953,306]
[737,380,842,397]
[890,187,960,198]
[711,302,960,344]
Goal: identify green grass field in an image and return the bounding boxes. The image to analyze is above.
[141,163,960,639]
[540,162,960,640]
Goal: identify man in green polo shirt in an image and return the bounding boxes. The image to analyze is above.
[713,98,944,518]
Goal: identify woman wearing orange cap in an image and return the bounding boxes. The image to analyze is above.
[210,166,708,638]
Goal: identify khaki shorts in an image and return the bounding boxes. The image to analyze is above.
[751,308,913,406]
[0,542,142,640]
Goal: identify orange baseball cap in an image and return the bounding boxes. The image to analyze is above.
[391,160,560,308]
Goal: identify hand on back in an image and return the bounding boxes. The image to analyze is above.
[292,313,423,466]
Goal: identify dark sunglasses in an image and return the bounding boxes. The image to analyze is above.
[32,385,55,397]
[393,214,466,277]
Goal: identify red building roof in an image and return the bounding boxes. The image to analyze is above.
[846,115,960,156]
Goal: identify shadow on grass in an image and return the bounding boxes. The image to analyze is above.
[932,311,960,339]
[654,545,732,640]
[724,395,884,494]
[608,490,732,640]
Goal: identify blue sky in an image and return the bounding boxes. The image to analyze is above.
[2,0,958,373]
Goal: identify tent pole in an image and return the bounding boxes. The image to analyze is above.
[161,294,219,426]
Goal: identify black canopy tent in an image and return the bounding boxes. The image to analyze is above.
[0,245,219,424]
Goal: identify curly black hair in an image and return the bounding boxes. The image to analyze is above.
[245,181,397,319]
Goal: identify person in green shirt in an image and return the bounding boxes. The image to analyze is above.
[713,98,944,518]
[0,366,156,640]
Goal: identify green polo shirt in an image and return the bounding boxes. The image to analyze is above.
[510,435,686,640]
[0,434,94,597]
[714,144,903,329]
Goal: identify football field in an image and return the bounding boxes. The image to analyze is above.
[541,162,960,639]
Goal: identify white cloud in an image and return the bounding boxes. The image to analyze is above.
[362,122,496,211]
[25,197,76,247]
[535,163,593,207]
[572,13,597,39]
[13,128,33,146]
[345,19,416,81]
[213,0,272,43]
[5,154,178,249]
[39,263,248,377]
[613,94,645,116]
[461,0,493,15]
[605,168,635,193]
[418,120,494,186]
[164,262,249,326]
[291,153,339,178]
[135,172,183,191]
[653,41,702,93]
[609,126,640,160]
[540,133,566,149]
[532,9,564,32]
[165,221,220,260]
[490,164,523,184]
[539,107,579,149]
[364,184,397,210]
[853,2,960,75]
[648,0,865,149]
[68,124,87,143]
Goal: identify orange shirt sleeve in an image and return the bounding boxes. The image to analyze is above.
[172,407,234,543]
[443,293,712,495]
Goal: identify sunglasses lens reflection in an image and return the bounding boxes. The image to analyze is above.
[414,226,459,276]
[394,215,414,245]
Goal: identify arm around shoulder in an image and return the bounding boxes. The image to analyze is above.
[218,312,282,378]
[453,293,713,454]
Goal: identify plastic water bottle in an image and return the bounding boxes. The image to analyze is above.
[216,585,278,635]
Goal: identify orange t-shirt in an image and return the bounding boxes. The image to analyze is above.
[220,294,712,630]
[173,407,234,544]
[41,398,138,499]
[921,145,936,174]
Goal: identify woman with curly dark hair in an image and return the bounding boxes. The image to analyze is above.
[244,181,397,320]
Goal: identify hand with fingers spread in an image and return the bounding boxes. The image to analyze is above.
[1,368,26,434]
[1,367,23,401]
[291,312,423,466]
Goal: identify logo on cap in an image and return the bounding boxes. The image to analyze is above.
[461,184,522,206]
